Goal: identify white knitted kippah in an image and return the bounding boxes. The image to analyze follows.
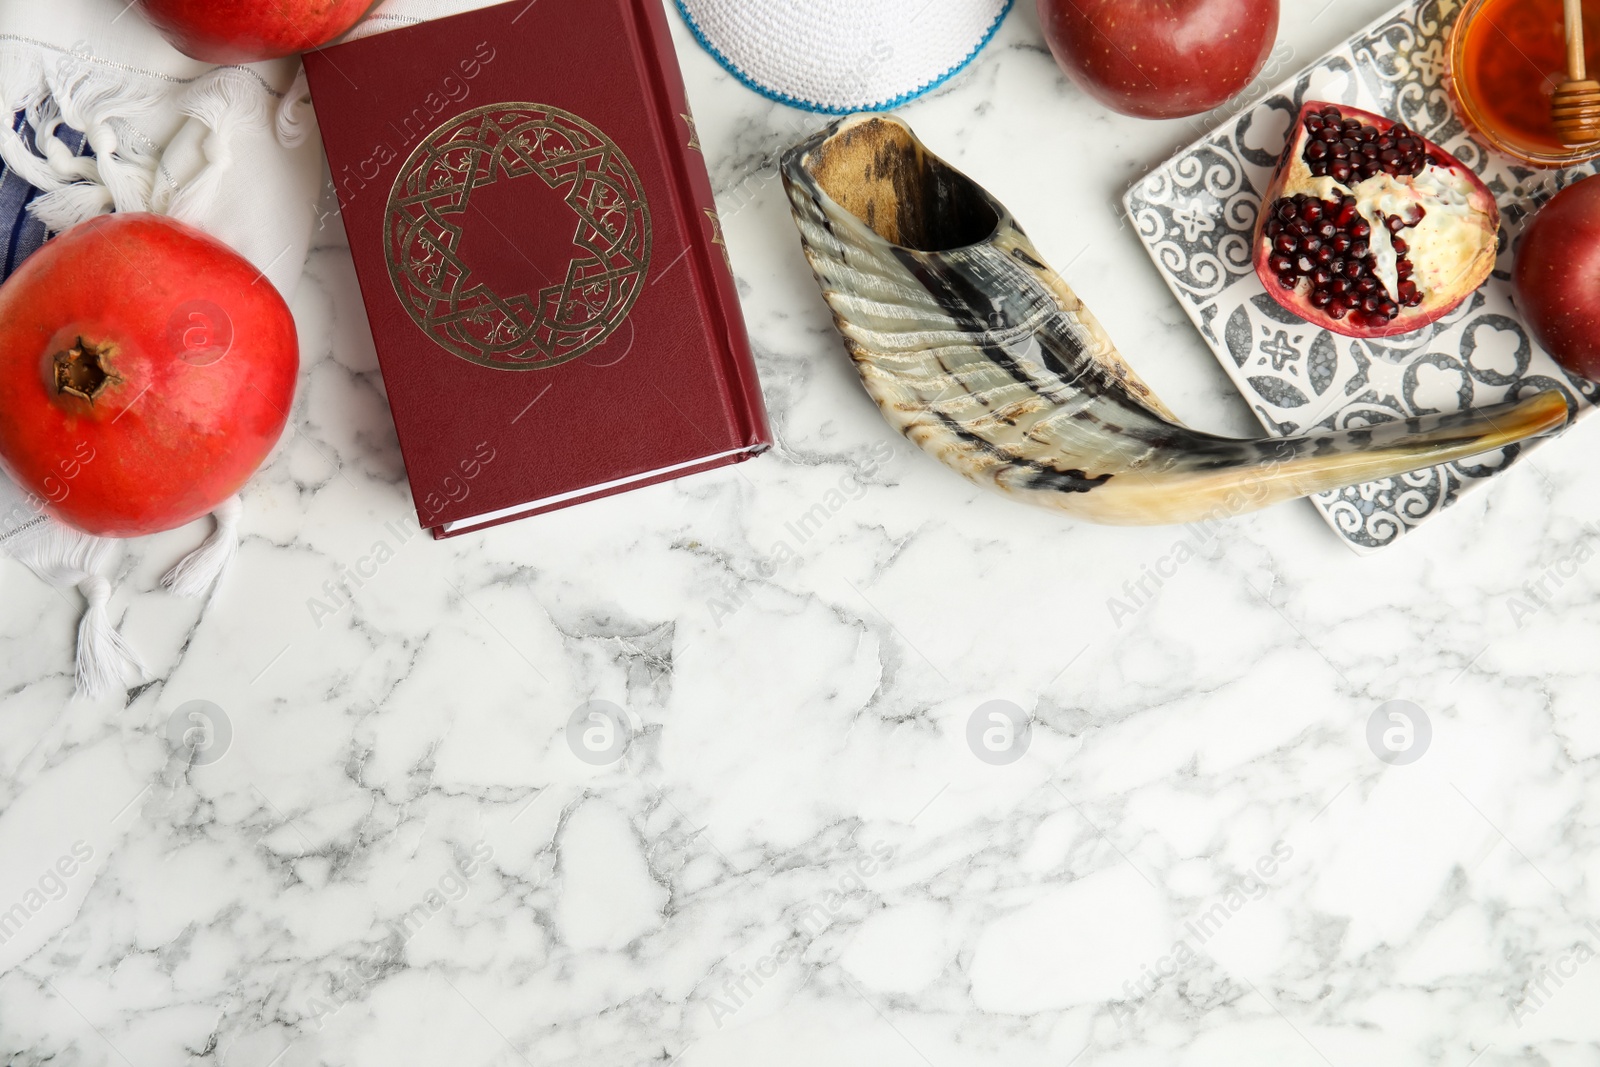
[676,0,1012,113]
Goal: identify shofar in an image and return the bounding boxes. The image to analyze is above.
[781,114,1570,526]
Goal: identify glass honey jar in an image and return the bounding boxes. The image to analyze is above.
[1448,0,1600,166]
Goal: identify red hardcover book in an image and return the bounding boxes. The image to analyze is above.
[303,0,770,537]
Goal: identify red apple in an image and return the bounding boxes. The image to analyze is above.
[1038,0,1280,119]
[1516,178,1600,381]
[135,0,374,64]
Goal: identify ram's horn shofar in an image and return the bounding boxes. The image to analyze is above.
[779,114,1571,526]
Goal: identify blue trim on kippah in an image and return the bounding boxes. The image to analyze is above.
[673,0,1013,115]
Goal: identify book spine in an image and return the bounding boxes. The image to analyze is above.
[623,0,773,452]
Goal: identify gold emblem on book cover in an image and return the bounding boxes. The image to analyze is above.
[384,103,652,371]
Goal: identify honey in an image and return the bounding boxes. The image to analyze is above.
[1451,0,1600,164]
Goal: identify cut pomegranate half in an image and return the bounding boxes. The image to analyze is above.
[1253,102,1500,339]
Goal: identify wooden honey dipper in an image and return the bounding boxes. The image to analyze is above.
[1552,0,1600,146]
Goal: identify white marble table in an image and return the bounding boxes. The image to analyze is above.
[5,2,1600,1064]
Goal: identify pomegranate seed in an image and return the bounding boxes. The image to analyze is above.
[1391,237,1408,255]
[1396,259,1414,278]
[1261,185,1431,328]
[1298,112,1427,184]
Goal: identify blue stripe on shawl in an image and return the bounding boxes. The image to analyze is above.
[1,114,91,280]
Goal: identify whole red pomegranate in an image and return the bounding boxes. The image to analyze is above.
[0,213,298,538]
[1515,178,1600,380]
[1038,0,1280,119]
[135,0,373,63]
[1253,102,1500,339]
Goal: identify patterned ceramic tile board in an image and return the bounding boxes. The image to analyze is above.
[1125,0,1600,552]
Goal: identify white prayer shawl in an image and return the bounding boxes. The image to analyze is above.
[0,0,319,696]
[0,0,517,698]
